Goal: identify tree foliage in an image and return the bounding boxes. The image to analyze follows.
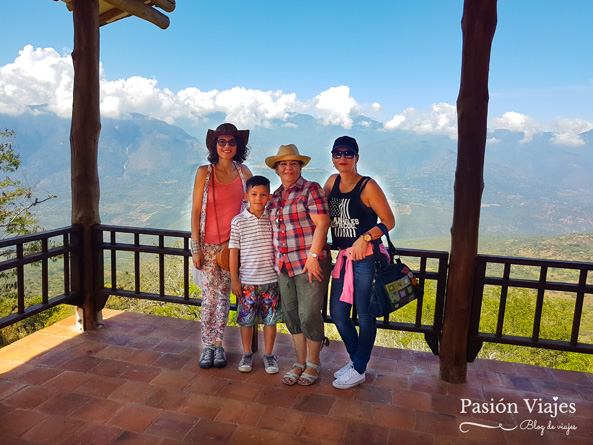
[1,129,54,239]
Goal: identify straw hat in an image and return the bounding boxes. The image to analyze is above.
[205,123,250,148]
[265,144,311,168]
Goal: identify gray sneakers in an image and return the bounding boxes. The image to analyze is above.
[238,354,253,372]
[199,345,227,369]
[213,345,227,368]
[263,355,279,374]
[199,346,215,369]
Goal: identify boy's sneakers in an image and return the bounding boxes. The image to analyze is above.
[332,366,365,389]
[213,346,227,368]
[199,346,215,369]
[333,361,353,379]
[238,354,253,373]
[263,355,279,374]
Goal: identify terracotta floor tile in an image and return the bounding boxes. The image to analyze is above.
[343,420,391,445]
[149,369,195,390]
[3,311,593,445]
[255,385,299,408]
[59,354,103,373]
[414,410,459,437]
[42,369,92,392]
[108,380,158,404]
[328,398,374,423]
[73,375,126,398]
[215,399,266,426]
[110,430,163,444]
[229,424,317,445]
[184,374,228,396]
[21,414,85,443]
[68,423,123,445]
[36,391,92,416]
[0,380,25,399]
[71,396,123,423]
[371,403,416,429]
[391,388,432,411]
[178,393,224,419]
[152,352,191,370]
[218,379,262,402]
[184,418,237,443]
[298,413,347,442]
[388,428,435,445]
[105,404,161,432]
[0,407,49,437]
[3,386,56,409]
[257,405,306,434]
[143,410,197,440]
[143,385,190,411]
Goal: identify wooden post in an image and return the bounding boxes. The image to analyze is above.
[70,0,102,331]
[440,0,497,383]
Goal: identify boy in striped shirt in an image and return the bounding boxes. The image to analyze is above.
[229,176,282,374]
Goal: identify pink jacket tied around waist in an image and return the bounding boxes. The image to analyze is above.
[332,243,390,304]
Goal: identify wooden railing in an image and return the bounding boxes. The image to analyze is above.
[2,225,593,361]
[468,254,593,360]
[0,227,82,329]
[93,225,449,355]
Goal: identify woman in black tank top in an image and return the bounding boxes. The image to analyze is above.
[323,136,395,389]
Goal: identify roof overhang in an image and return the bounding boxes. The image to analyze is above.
[54,0,176,29]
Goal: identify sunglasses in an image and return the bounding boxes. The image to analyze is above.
[332,150,355,159]
[217,139,237,147]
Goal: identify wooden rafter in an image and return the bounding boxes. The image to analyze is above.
[54,0,176,28]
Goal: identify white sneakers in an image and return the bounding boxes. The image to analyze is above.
[333,361,353,379]
[332,363,365,389]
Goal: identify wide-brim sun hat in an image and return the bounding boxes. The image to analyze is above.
[265,144,311,168]
[206,123,250,148]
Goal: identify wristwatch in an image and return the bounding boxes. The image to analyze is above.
[362,233,372,242]
[308,251,318,258]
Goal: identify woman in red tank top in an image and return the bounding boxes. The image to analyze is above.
[191,123,253,369]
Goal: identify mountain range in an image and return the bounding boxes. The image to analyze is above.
[2,112,593,240]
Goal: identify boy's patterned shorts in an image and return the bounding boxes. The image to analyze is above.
[237,282,283,326]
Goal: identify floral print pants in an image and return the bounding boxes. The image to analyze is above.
[196,243,231,346]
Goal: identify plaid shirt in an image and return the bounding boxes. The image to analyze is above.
[268,176,329,277]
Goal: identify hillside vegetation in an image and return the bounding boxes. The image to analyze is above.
[2,233,592,373]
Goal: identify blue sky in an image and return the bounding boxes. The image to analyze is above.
[1,1,593,144]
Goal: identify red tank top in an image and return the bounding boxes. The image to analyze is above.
[204,169,244,244]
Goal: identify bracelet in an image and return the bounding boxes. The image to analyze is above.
[191,240,200,255]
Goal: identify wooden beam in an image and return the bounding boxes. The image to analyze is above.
[70,0,103,331]
[439,0,497,383]
[149,0,176,13]
[103,0,170,29]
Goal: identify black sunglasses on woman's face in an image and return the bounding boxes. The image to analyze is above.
[332,150,355,159]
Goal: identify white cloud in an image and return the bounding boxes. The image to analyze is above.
[312,85,361,129]
[490,111,539,143]
[549,118,593,146]
[1,45,592,146]
[384,103,457,138]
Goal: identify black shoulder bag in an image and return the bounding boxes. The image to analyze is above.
[368,223,423,318]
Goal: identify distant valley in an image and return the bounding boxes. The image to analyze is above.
[2,112,593,241]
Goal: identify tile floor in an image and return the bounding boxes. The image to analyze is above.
[1,309,592,444]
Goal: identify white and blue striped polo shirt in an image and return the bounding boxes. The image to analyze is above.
[229,208,278,285]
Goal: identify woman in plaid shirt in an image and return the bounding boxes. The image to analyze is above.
[265,144,331,386]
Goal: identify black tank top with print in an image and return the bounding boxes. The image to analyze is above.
[329,176,377,250]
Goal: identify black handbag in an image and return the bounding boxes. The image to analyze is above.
[368,224,423,318]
